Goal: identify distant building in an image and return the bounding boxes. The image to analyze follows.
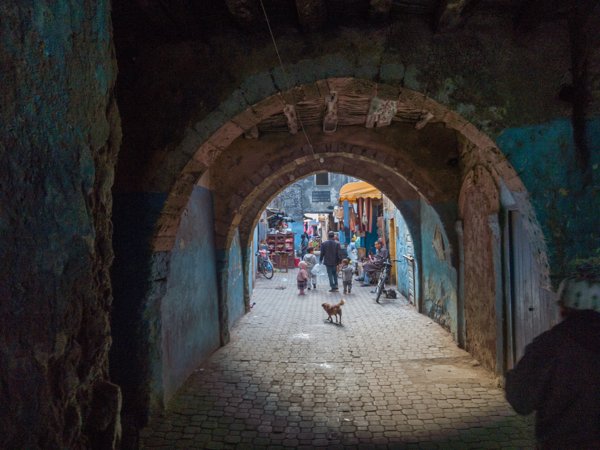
[269,172,357,222]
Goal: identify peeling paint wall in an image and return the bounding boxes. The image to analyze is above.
[390,204,419,305]
[226,230,246,328]
[497,116,600,278]
[420,202,458,338]
[161,186,220,402]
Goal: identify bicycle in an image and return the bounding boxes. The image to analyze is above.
[374,258,400,303]
[256,250,274,279]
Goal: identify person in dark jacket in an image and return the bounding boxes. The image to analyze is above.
[505,264,600,449]
[319,231,342,292]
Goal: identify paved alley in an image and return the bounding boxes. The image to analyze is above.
[140,270,534,449]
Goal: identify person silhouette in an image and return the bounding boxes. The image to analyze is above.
[505,261,600,449]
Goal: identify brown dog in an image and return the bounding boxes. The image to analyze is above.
[322,299,345,325]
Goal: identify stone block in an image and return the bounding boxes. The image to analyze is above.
[179,128,205,157]
[218,88,249,118]
[380,63,406,84]
[193,141,220,167]
[230,107,261,132]
[193,109,229,142]
[317,54,355,79]
[208,121,244,150]
[239,72,278,105]
[403,64,422,91]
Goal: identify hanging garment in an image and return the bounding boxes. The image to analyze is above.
[366,198,373,233]
[348,204,357,233]
[357,198,364,233]
[362,198,370,232]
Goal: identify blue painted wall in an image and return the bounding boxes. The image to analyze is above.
[391,207,418,302]
[497,117,600,276]
[226,230,245,328]
[420,201,458,337]
[290,221,305,254]
[160,186,220,402]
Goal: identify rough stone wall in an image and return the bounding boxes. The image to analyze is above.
[460,167,500,372]
[0,1,121,448]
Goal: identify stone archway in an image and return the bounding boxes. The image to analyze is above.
[115,78,551,430]
[151,78,535,255]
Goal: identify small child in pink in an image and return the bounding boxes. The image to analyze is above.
[297,261,309,295]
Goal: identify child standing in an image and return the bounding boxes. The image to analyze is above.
[303,247,318,290]
[297,261,309,296]
[341,258,354,294]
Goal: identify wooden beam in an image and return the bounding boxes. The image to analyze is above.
[295,0,327,31]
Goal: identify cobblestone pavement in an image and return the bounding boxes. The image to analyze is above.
[140,269,535,449]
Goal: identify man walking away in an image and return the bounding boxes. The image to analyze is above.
[320,231,342,292]
[505,260,600,449]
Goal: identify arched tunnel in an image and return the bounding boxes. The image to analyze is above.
[2,1,599,448]
[110,79,556,445]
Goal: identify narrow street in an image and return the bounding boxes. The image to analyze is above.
[140,270,534,449]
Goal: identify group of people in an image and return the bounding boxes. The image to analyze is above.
[298,231,389,294]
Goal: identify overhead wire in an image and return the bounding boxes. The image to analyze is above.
[258,0,315,156]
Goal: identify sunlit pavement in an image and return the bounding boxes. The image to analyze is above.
[140,269,535,449]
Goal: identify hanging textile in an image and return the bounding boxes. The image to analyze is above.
[361,198,368,232]
[357,198,364,233]
[365,198,372,233]
[334,205,344,231]
[348,204,357,232]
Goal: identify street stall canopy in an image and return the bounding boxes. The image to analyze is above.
[338,181,382,203]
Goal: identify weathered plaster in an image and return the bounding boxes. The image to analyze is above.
[161,186,220,403]
[497,117,600,280]
[1,1,120,447]
[420,202,458,337]
[389,203,420,306]
[225,230,246,329]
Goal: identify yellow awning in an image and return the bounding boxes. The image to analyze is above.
[338,181,382,202]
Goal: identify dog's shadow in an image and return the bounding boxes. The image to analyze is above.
[324,319,343,326]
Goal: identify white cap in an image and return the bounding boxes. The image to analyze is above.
[557,277,600,313]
